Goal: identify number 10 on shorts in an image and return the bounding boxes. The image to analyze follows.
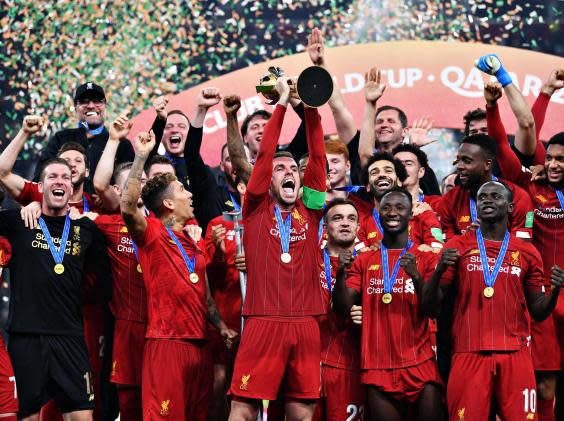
[522,388,536,414]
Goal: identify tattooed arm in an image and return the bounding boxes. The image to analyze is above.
[120,131,155,240]
[206,273,239,344]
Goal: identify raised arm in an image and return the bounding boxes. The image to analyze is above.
[93,112,133,210]
[223,95,252,184]
[302,105,327,207]
[0,115,43,198]
[307,28,357,145]
[120,131,155,239]
[246,78,289,198]
[484,82,529,186]
[359,68,387,168]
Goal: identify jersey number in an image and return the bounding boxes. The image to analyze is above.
[83,372,94,395]
[98,335,105,357]
[522,388,536,413]
[346,404,365,421]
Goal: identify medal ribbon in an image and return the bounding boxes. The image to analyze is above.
[228,191,241,212]
[418,192,424,202]
[274,205,292,256]
[382,240,412,294]
[38,213,71,266]
[553,187,564,211]
[333,185,363,193]
[83,195,89,212]
[372,208,384,235]
[475,228,510,289]
[131,240,140,263]
[318,203,327,241]
[78,121,104,136]
[323,248,333,293]
[164,226,196,275]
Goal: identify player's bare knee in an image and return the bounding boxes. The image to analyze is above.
[62,409,93,421]
[536,375,557,400]
[228,399,259,421]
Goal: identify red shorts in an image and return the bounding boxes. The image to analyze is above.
[229,316,320,401]
[142,339,212,421]
[531,315,561,371]
[361,357,442,403]
[207,327,238,367]
[82,303,108,375]
[551,293,564,369]
[447,349,537,421]
[313,365,365,421]
[0,340,18,414]
[110,319,146,386]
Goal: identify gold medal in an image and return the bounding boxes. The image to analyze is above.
[382,293,392,304]
[54,263,65,275]
[189,273,199,283]
[281,253,292,264]
[136,264,142,273]
[483,286,494,298]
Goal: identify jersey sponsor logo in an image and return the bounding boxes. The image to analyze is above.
[534,206,564,219]
[368,264,380,271]
[160,400,170,416]
[459,215,470,223]
[240,374,251,390]
[366,276,412,295]
[457,408,465,420]
[404,279,415,295]
[467,255,521,276]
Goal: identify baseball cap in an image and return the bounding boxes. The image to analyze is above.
[74,82,106,103]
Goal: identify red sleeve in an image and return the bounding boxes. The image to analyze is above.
[436,193,457,241]
[0,237,12,267]
[134,217,158,247]
[522,243,545,292]
[302,107,326,193]
[413,210,444,248]
[486,105,530,187]
[345,253,365,293]
[417,249,440,281]
[531,93,550,165]
[15,181,43,206]
[509,185,534,241]
[244,105,287,215]
[204,223,227,288]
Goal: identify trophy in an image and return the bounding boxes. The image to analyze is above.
[256,65,334,108]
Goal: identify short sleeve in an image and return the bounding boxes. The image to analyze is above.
[134,217,159,247]
[15,181,43,206]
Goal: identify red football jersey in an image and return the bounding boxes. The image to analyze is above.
[134,217,208,339]
[436,181,534,241]
[0,237,12,267]
[94,214,147,322]
[440,231,545,353]
[242,104,327,317]
[16,180,100,213]
[346,245,438,369]
[357,209,443,249]
[317,250,361,370]
[205,215,242,332]
[422,194,442,211]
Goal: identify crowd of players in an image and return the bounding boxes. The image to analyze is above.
[0,28,563,421]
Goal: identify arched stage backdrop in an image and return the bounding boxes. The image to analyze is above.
[130,40,564,167]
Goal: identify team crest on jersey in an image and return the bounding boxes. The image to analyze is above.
[510,251,520,266]
[120,226,128,233]
[240,374,251,390]
[457,408,465,420]
[73,226,81,241]
[160,400,170,416]
[368,264,380,271]
[535,194,548,204]
[459,215,470,223]
[292,208,307,226]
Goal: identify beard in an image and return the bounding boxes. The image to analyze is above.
[72,173,86,189]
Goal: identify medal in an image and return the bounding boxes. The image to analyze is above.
[165,226,199,285]
[381,240,412,304]
[38,213,71,276]
[131,241,142,274]
[476,228,510,300]
[136,264,142,273]
[274,205,292,265]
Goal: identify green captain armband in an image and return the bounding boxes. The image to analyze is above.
[302,186,326,210]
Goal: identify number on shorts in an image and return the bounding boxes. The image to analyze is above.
[346,404,365,421]
[98,335,105,357]
[83,371,93,394]
[522,388,537,413]
[9,376,17,399]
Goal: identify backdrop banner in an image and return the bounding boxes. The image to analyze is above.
[131,40,564,166]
